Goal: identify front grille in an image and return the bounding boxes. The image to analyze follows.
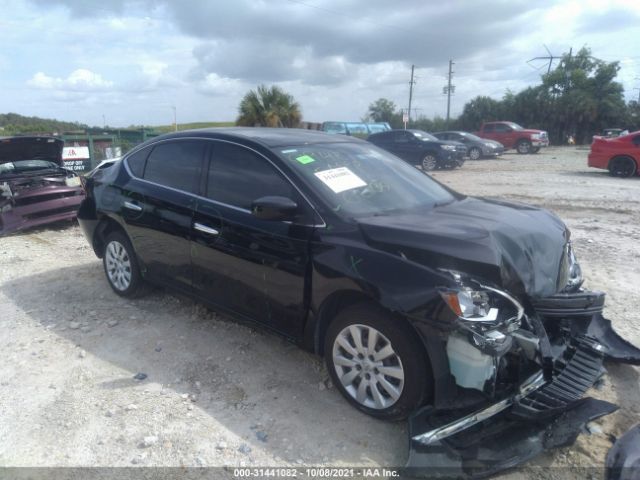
[14,190,79,207]
[515,339,604,414]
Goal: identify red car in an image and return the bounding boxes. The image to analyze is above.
[0,136,85,235]
[588,131,640,177]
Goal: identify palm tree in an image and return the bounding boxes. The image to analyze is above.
[236,85,302,127]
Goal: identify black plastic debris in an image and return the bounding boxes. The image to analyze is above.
[406,398,618,479]
[133,373,148,381]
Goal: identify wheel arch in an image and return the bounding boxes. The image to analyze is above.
[311,290,434,376]
[92,215,130,258]
[608,154,638,173]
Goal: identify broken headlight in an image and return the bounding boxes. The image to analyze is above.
[439,283,524,329]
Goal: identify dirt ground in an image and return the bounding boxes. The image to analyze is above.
[0,146,638,479]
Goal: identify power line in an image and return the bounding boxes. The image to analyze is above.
[528,44,561,74]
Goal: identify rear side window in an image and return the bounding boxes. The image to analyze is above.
[207,143,295,210]
[143,141,206,194]
[126,147,150,177]
[483,124,494,133]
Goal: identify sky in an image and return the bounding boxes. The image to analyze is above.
[1,0,639,127]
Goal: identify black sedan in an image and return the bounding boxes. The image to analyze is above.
[433,130,504,160]
[367,129,466,170]
[77,128,639,475]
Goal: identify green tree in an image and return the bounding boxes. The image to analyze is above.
[457,96,503,131]
[236,85,302,127]
[367,98,398,123]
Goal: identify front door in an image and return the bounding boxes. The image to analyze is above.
[191,141,313,336]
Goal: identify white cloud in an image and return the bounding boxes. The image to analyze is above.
[28,69,114,91]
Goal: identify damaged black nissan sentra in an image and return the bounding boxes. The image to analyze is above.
[77,128,640,477]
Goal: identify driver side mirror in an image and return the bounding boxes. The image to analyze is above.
[251,196,298,221]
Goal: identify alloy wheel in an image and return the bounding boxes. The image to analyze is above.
[469,147,481,160]
[422,155,437,171]
[331,324,405,409]
[105,240,132,291]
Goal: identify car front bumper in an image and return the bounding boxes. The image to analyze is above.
[406,293,640,478]
[0,186,84,235]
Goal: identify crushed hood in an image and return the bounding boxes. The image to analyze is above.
[358,197,568,298]
[0,136,64,165]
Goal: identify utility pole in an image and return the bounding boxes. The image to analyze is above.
[444,59,455,128]
[407,65,415,126]
[171,106,178,131]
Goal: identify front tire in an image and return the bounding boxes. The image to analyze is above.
[421,154,437,171]
[103,231,145,297]
[516,140,532,154]
[325,303,432,420]
[608,156,637,178]
[468,147,481,160]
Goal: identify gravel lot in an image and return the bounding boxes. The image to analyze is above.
[0,146,639,479]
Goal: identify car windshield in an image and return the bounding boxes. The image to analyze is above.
[411,130,438,141]
[507,122,524,130]
[277,142,456,219]
[0,159,61,176]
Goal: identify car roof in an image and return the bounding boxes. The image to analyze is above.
[153,127,363,148]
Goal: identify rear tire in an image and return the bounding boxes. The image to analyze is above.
[608,156,637,178]
[421,154,437,171]
[516,140,532,154]
[468,147,481,160]
[325,303,432,421]
[103,231,146,297]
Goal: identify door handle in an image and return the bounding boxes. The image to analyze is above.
[123,201,143,212]
[194,222,219,236]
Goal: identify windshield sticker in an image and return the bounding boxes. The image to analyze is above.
[315,167,366,193]
[295,154,315,165]
[281,149,297,154]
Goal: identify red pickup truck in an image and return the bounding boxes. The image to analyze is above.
[475,121,549,154]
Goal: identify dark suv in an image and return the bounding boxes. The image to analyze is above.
[77,128,639,475]
[367,129,466,170]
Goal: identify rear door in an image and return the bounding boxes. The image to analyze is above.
[191,141,314,337]
[119,139,207,290]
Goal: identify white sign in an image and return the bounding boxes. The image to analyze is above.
[315,167,366,193]
[402,112,409,123]
[62,146,90,160]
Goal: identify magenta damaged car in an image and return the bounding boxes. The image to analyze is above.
[0,136,85,235]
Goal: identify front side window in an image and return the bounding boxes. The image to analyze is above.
[142,141,205,194]
[207,143,295,210]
